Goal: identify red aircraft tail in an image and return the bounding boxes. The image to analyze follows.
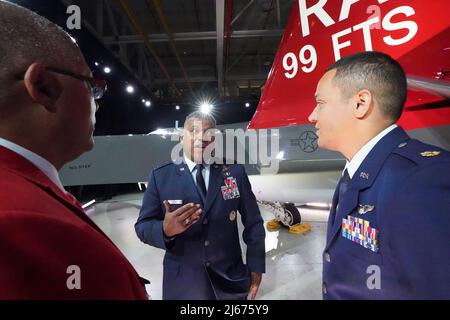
[249,0,450,130]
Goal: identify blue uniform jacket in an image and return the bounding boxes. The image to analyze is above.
[323,126,450,299]
[135,161,266,300]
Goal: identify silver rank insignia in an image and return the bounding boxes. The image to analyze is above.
[360,172,370,180]
[222,165,231,176]
[420,151,441,157]
[358,204,374,215]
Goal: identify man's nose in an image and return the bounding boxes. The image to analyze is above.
[308,106,318,123]
[194,133,205,143]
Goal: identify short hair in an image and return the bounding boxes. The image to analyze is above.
[0,1,82,105]
[326,51,407,122]
[184,111,217,128]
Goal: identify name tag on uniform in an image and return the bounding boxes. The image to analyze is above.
[221,177,240,200]
[341,215,379,253]
[168,200,183,205]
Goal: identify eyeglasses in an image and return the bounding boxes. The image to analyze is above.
[45,66,107,100]
[16,66,107,100]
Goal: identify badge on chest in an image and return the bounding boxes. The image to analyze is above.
[221,177,240,200]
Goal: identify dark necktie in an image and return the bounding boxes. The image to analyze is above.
[334,169,351,224]
[195,164,207,202]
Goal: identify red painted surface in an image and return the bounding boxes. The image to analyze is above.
[249,0,450,130]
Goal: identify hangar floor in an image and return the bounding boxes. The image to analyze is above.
[86,193,329,300]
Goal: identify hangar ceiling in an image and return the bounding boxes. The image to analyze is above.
[62,0,294,105]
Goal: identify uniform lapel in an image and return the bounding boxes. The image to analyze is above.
[326,185,359,249]
[325,127,410,249]
[203,164,222,214]
[175,162,203,205]
[326,181,341,243]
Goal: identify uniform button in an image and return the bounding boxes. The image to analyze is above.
[204,240,210,247]
[324,252,331,263]
[322,283,327,295]
[205,262,211,267]
[203,219,208,225]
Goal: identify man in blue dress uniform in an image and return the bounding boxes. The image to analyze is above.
[135,111,266,300]
[309,51,450,299]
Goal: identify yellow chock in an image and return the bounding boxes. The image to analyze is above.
[266,219,282,231]
[289,223,311,235]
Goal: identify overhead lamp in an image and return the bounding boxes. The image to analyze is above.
[200,102,213,114]
[126,85,135,94]
[103,66,111,74]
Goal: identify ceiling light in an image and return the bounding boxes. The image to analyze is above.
[200,103,213,114]
[245,102,250,108]
[145,101,151,107]
[103,66,111,74]
[126,85,134,94]
[176,105,180,110]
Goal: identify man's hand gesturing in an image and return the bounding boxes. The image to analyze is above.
[163,201,202,238]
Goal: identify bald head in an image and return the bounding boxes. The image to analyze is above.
[0,1,98,169]
[0,0,84,106]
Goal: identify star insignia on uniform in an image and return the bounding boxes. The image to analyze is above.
[420,151,441,157]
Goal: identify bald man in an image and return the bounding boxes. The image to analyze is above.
[0,1,147,299]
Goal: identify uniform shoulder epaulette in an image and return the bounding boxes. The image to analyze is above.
[153,160,176,171]
[392,139,450,165]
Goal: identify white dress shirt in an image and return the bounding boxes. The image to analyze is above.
[344,124,397,179]
[0,137,66,192]
[184,154,210,192]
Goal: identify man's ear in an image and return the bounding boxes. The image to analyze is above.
[23,63,63,113]
[179,130,184,143]
[353,89,373,119]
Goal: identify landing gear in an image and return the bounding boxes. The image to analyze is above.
[259,201,311,235]
[281,202,301,226]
